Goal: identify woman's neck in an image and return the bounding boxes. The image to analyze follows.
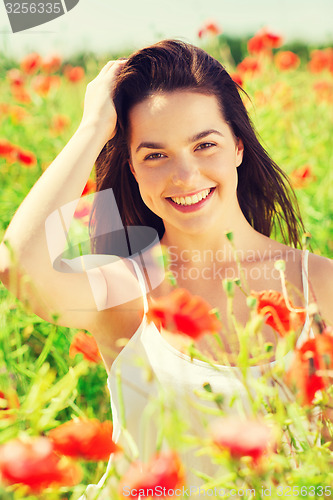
[161,218,266,268]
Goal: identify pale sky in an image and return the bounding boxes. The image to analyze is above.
[0,0,332,59]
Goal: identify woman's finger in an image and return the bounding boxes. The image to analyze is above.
[101,58,127,73]
[99,60,116,75]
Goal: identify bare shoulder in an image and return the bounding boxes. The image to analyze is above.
[260,240,332,325]
[308,252,333,325]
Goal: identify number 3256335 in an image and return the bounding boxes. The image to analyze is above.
[276,486,331,496]
[5,3,62,14]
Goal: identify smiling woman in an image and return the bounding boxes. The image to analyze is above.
[95,41,305,251]
[0,39,333,496]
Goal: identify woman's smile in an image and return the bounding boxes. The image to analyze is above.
[167,187,216,212]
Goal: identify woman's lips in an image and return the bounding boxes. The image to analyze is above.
[166,187,216,213]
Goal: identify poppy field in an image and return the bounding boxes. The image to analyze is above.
[1,26,333,499]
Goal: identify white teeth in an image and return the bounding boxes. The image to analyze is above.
[171,188,212,206]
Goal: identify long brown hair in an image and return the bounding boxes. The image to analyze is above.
[90,39,304,254]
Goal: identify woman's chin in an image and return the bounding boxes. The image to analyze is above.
[164,218,218,239]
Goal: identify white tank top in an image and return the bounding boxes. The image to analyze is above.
[105,251,312,479]
[75,249,313,497]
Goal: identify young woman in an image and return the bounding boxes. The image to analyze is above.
[1,40,332,491]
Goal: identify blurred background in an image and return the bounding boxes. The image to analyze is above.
[1,0,333,59]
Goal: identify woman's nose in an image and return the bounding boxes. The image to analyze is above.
[171,155,198,186]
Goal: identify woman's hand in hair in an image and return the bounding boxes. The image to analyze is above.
[79,59,127,145]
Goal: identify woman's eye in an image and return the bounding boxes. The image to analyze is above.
[196,142,216,151]
[144,152,165,161]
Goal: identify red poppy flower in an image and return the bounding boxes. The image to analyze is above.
[64,65,85,83]
[0,140,18,161]
[31,75,52,96]
[50,114,71,134]
[285,331,333,406]
[82,178,96,196]
[41,54,62,74]
[237,57,261,75]
[0,141,36,166]
[10,85,31,104]
[0,437,82,493]
[0,389,19,420]
[290,164,316,188]
[308,48,333,73]
[31,75,60,96]
[147,288,221,340]
[16,148,37,167]
[74,204,91,218]
[230,73,243,87]
[262,29,283,49]
[248,29,283,54]
[210,418,275,463]
[313,80,333,103]
[247,35,266,54]
[119,450,184,499]
[49,418,121,461]
[198,20,221,38]
[275,51,300,71]
[69,331,101,363]
[0,103,10,115]
[20,52,42,75]
[9,105,28,124]
[6,69,25,87]
[251,290,306,337]
[73,198,92,225]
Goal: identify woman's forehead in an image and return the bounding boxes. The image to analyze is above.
[131,89,220,113]
[128,91,228,145]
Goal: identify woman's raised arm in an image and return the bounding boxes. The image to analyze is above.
[0,60,129,330]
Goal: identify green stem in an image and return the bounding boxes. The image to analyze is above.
[115,368,126,428]
[35,323,57,371]
[227,235,250,296]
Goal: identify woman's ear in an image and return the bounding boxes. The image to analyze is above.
[236,138,244,168]
[128,159,137,182]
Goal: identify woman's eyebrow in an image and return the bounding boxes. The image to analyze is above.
[189,129,224,143]
[135,129,224,154]
[135,141,164,153]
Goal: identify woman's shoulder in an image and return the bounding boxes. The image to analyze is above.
[259,238,332,325]
[307,250,333,271]
[307,251,333,326]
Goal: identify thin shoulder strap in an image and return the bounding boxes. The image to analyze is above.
[129,257,149,315]
[301,249,310,308]
[298,248,316,344]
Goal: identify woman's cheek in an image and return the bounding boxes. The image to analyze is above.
[139,168,165,193]
[135,176,156,208]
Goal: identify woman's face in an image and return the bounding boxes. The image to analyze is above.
[128,90,244,237]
